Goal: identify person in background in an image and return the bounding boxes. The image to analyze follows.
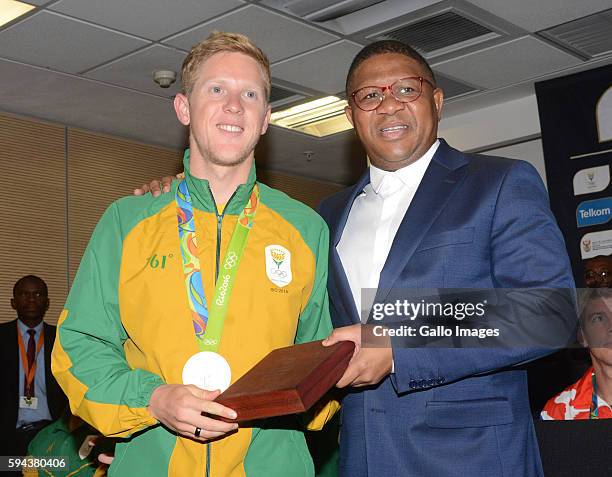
[0,275,67,465]
[584,254,612,288]
[541,287,612,420]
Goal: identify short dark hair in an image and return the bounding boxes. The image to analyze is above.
[345,40,436,96]
[13,275,48,297]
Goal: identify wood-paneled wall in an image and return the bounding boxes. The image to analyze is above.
[0,112,345,324]
[257,169,344,210]
[66,129,185,283]
[0,114,68,327]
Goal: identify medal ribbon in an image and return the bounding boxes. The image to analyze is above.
[176,179,259,352]
[17,328,44,398]
[590,372,599,420]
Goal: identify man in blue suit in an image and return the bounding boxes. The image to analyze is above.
[321,40,575,476]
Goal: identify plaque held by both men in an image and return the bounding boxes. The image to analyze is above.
[214,340,354,423]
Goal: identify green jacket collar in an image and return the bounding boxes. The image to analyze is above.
[182,149,258,215]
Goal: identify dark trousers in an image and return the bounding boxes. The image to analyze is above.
[15,420,52,454]
[1,420,53,476]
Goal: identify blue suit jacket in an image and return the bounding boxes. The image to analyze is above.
[318,140,575,477]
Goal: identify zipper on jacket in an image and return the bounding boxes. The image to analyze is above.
[205,184,239,477]
[215,212,222,282]
[209,185,238,283]
[206,444,211,477]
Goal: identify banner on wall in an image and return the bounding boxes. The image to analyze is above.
[535,64,612,285]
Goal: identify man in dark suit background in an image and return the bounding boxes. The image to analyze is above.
[321,41,576,476]
[0,275,67,458]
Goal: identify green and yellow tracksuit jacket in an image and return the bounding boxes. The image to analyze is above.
[52,154,337,477]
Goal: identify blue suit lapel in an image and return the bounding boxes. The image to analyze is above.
[376,141,468,302]
[329,172,371,325]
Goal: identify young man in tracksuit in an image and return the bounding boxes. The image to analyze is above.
[52,32,335,477]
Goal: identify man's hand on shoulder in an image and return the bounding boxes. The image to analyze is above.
[133,172,184,197]
[323,324,392,388]
[148,384,238,441]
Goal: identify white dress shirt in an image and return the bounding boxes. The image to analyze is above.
[337,140,440,321]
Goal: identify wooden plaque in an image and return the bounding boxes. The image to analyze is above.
[214,340,354,423]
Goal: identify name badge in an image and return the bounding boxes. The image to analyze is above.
[19,396,38,409]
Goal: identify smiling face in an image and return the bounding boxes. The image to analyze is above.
[345,53,444,171]
[174,51,271,171]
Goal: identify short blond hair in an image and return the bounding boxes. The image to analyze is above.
[181,31,271,100]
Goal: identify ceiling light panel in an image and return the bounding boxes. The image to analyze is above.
[0,0,34,28]
[270,96,353,137]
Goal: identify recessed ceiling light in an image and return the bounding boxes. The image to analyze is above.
[0,0,35,28]
[270,96,353,138]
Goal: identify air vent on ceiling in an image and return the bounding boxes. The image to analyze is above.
[270,85,304,108]
[435,73,478,100]
[261,0,384,22]
[270,85,296,103]
[373,11,500,58]
[538,8,612,59]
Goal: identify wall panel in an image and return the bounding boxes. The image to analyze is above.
[257,169,344,209]
[0,111,347,326]
[0,114,67,325]
[67,129,183,283]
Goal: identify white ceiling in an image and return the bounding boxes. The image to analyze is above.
[1,0,611,185]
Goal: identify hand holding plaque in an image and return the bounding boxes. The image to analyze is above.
[214,340,354,423]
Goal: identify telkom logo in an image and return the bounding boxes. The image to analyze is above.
[576,197,612,228]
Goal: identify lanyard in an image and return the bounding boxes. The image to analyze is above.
[176,179,259,352]
[17,328,44,397]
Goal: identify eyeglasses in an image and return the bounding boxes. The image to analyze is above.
[350,76,434,111]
